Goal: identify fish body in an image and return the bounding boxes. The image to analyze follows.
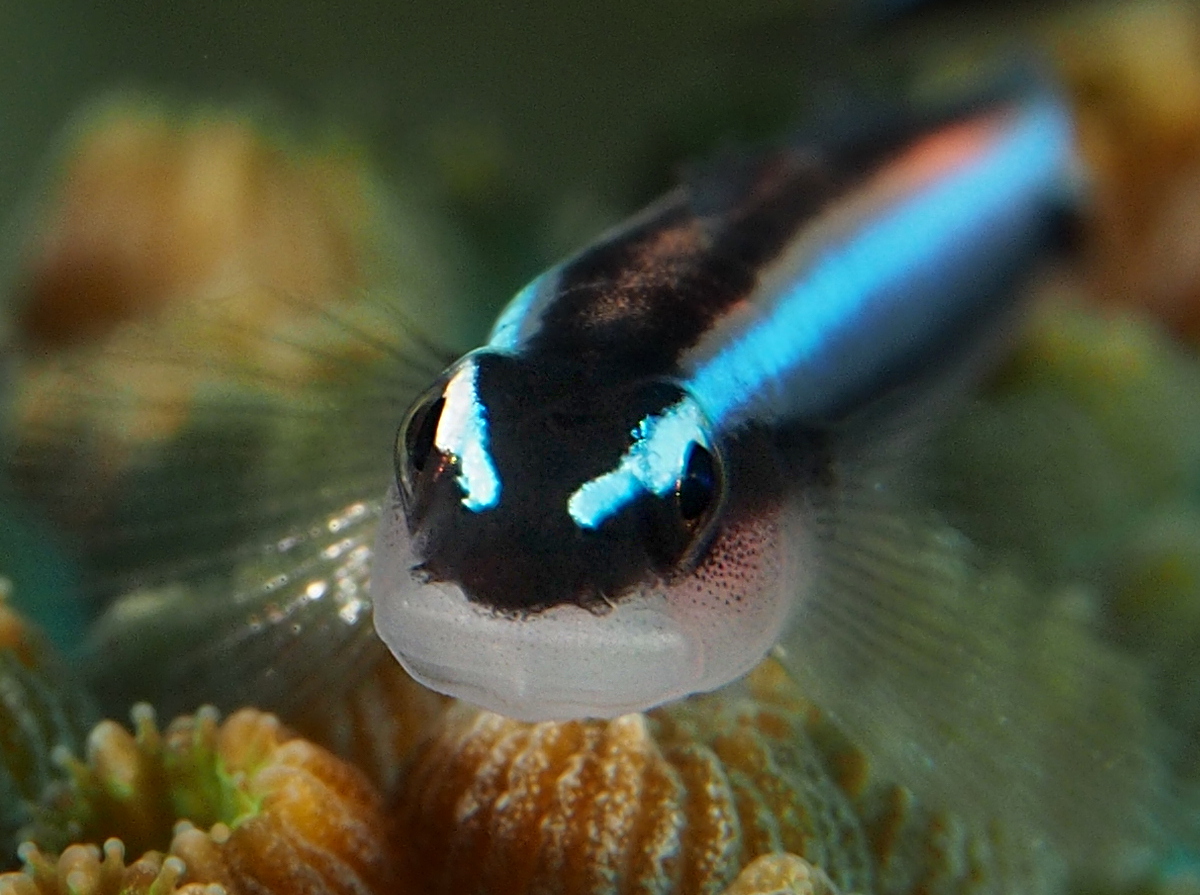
[374,90,1188,868]
[372,93,1075,720]
[8,85,1180,876]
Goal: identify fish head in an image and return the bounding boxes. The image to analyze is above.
[371,349,810,720]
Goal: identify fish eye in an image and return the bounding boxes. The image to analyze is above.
[397,392,445,501]
[677,442,717,523]
[645,439,724,572]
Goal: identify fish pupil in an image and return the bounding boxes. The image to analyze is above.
[678,443,716,521]
[406,396,445,474]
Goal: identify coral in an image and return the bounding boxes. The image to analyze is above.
[1106,508,1200,781]
[288,647,450,796]
[23,706,396,895]
[11,97,392,472]
[393,659,1028,895]
[0,102,461,800]
[0,840,206,895]
[926,296,1200,581]
[14,94,415,351]
[720,854,843,895]
[0,581,97,866]
[4,13,1200,895]
[0,100,458,735]
[920,296,1200,799]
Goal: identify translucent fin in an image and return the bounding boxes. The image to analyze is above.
[2,99,474,727]
[81,497,388,719]
[779,477,1179,878]
[5,285,458,720]
[8,288,453,607]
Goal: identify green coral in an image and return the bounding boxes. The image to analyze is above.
[927,294,1200,808]
[26,705,270,860]
[928,297,1200,581]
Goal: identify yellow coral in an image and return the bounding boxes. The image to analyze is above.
[9,94,458,522]
[288,648,450,795]
[16,96,401,352]
[0,840,211,895]
[23,707,396,895]
[1048,2,1200,340]
[720,854,842,895]
[393,661,1020,895]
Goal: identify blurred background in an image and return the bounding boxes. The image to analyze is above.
[0,1,864,214]
[0,0,1051,315]
[4,0,1200,674]
[0,1,1182,318]
[1,0,1200,885]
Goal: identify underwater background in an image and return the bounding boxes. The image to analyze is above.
[2,1,1200,894]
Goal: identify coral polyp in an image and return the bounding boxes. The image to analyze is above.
[719,854,843,895]
[392,661,1038,895]
[0,840,201,895]
[12,707,397,895]
[288,647,450,796]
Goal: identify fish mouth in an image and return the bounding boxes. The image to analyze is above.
[371,485,703,719]
[373,574,701,721]
[370,484,802,721]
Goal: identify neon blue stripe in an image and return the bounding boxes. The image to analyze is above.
[684,98,1072,429]
[435,360,502,511]
[568,399,707,529]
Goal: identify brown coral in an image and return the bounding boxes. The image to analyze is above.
[393,660,1026,895]
[23,707,396,895]
[7,94,457,538]
[15,96,400,351]
[1048,2,1200,341]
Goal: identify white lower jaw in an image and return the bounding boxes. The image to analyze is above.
[370,486,799,721]
[376,579,700,721]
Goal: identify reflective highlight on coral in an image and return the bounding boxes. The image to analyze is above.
[720,854,842,895]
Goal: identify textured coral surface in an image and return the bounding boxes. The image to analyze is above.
[720,854,843,895]
[0,840,204,895]
[5,707,397,895]
[393,662,1022,895]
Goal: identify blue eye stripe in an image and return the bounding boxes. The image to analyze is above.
[567,399,708,529]
[567,469,641,530]
[434,360,502,511]
[683,97,1073,431]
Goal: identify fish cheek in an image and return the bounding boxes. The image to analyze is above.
[661,497,812,695]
